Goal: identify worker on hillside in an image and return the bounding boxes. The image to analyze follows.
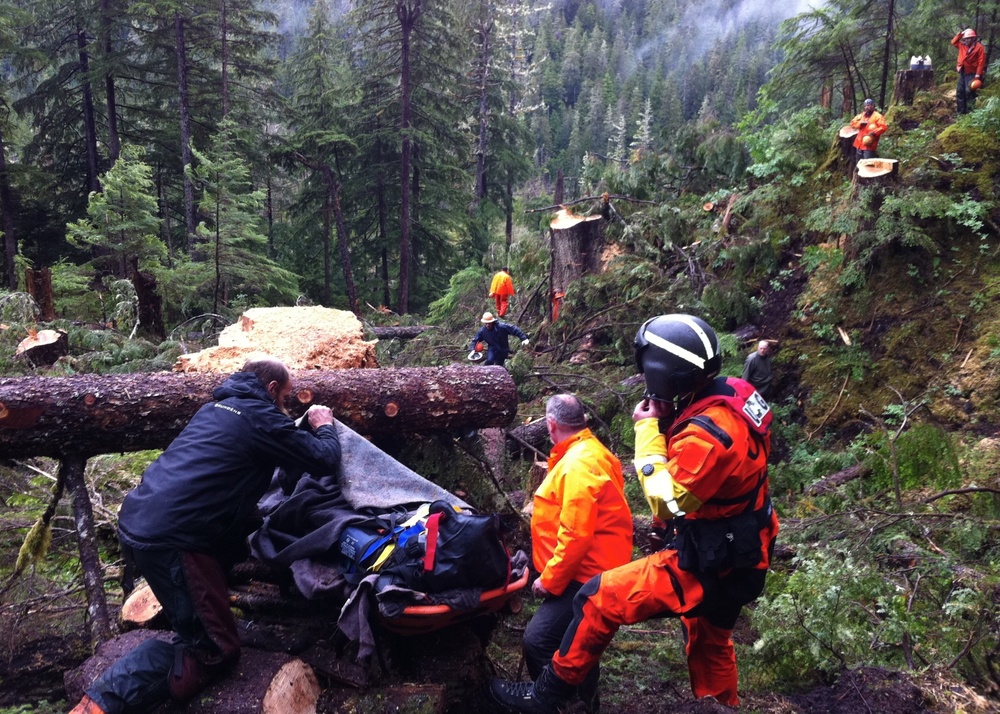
[488,314,779,712]
[516,393,633,713]
[850,98,888,160]
[71,359,342,714]
[952,28,986,114]
[489,267,516,317]
[469,311,529,368]
[742,340,775,399]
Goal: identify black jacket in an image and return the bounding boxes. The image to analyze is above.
[119,372,342,553]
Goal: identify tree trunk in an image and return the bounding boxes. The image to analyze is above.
[327,167,359,316]
[63,455,114,648]
[878,0,895,109]
[396,0,422,315]
[0,118,19,290]
[377,172,391,309]
[76,23,101,194]
[893,69,935,106]
[549,210,605,310]
[130,257,166,341]
[220,0,229,118]
[322,188,332,305]
[473,20,493,206]
[101,0,120,164]
[0,365,518,458]
[25,267,56,320]
[176,13,196,247]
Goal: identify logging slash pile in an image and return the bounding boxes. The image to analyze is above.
[173,306,379,373]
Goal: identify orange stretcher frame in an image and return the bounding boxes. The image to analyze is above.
[379,567,530,635]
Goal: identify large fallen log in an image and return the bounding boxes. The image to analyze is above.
[0,366,517,458]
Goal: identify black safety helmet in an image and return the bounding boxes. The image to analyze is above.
[634,314,722,402]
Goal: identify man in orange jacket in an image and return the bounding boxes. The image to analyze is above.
[489,267,515,317]
[850,98,888,160]
[489,314,779,713]
[953,28,986,114]
[517,393,633,712]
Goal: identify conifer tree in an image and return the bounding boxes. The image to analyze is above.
[65,145,165,278]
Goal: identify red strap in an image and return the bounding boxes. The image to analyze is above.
[423,512,443,571]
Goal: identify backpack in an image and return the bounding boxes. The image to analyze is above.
[337,501,511,593]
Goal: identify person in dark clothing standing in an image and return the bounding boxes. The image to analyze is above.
[469,311,529,368]
[741,340,774,399]
[71,359,342,714]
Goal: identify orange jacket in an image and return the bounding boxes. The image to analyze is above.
[850,110,888,151]
[952,34,986,76]
[634,402,778,572]
[489,270,515,298]
[531,428,633,595]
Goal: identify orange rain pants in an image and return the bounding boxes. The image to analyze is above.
[549,546,767,707]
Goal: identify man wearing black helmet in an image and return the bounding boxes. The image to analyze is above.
[488,314,779,712]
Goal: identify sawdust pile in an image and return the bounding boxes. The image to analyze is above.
[174,306,379,373]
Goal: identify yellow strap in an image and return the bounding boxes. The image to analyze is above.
[370,544,396,572]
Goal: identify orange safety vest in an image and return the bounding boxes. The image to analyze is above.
[531,428,633,595]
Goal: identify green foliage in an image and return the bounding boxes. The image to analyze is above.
[65,145,165,278]
[426,265,489,328]
[750,549,894,687]
[861,423,963,496]
[189,120,300,314]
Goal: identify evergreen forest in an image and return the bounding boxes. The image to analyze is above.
[3,0,1000,710]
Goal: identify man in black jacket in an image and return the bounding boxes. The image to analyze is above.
[72,359,342,714]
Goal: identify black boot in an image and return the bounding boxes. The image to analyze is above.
[487,665,574,714]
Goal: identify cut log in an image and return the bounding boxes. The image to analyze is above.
[893,68,935,106]
[371,325,433,340]
[857,158,899,185]
[64,630,322,714]
[15,328,68,366]
[120,581,167,631]
[0,365,517,458]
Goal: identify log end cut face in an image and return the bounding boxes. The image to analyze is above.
[550,208,604,230]
[857,158,899,178]
[839,125,859,138]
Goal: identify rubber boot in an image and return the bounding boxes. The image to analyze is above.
[487,664,574,714]
[68,695,107,714]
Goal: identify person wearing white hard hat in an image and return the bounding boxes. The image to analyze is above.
[952,28,986,114]
[468,311,529,368]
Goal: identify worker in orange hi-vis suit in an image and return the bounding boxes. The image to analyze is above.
[488,314,779,713]
[489,267,515,317]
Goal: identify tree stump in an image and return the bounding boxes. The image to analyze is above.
[857,158,900,185]
[893,68,935,105]
[549,209,606,321]
[15,329,68,366]
[838,125,858,166]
